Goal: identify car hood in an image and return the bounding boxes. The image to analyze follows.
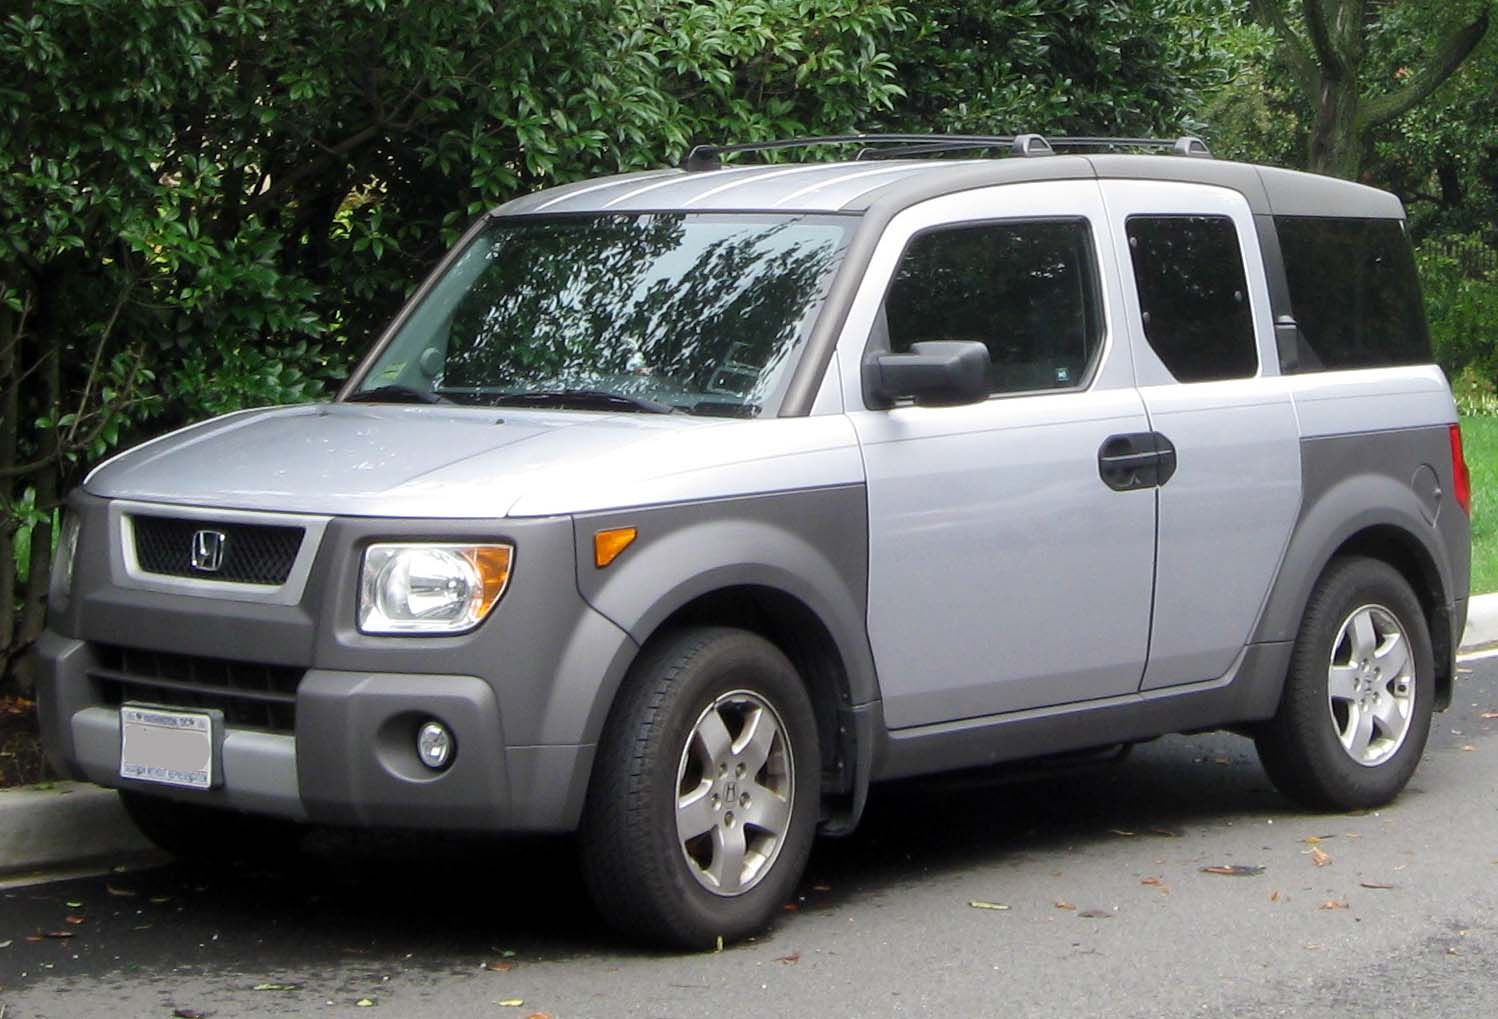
[83,402,863,518]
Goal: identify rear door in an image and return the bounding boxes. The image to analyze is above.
[1099,180,1302,689]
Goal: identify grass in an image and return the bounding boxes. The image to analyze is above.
[1462,415,1498,595]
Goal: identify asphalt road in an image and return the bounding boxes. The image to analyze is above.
[3,656,1498,1019]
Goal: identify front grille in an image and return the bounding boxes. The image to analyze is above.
[91,644,303,733]
[131,515,304,585]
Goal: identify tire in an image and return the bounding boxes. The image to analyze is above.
[120,790,305,861]
[580,626,820,950]
[1255,556,1435,811]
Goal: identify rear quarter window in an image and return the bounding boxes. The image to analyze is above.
[1274,216,1432,371]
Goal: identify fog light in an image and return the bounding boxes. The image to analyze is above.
[416,721,454,770]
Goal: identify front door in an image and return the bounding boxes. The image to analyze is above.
[841,181,1159,729]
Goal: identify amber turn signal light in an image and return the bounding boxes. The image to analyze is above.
[594,527,637,568]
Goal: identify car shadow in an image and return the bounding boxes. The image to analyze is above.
[2,730,1328,984]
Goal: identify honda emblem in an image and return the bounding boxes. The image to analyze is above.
[190,530,227,573]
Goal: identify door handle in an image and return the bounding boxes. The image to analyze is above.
[1098,432,1176,491]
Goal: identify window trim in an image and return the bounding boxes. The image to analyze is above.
[865,215,1110,405]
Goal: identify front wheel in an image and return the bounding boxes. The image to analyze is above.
[1255,556,1435,810]
[580,627,820,949]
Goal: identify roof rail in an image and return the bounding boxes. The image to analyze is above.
[681,133,1211,171]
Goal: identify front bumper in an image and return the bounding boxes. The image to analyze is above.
[37,632,595,831]
[36,494,638,834]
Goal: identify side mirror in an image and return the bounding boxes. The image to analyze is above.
[863,340,991,407]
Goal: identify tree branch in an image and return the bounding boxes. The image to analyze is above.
[1247,0,1320,95]
[1301,0,1347,79]
[1361,9,1491,128]
[65,270,135,446]
[0,287,33,375]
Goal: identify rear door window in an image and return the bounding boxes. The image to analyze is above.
[1126,215,1258,383]
[1274,217,1431,371]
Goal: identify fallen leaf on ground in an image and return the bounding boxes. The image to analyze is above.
[24,935,43,943]
[41,930,75,939]
[1150,828,1182,838]
[1212,757,1231,765]
[1201,865,1264,877]
[774,953,800,964]
[1078,909,1113,919]
[812,883,832,892]
[1360,881,1395,890]
[1481,710,1498,718]
[172,1009,208,1018]
[497,1000,524,1008]
[527,1014,554,1019]
[1055,900,1076,910]
[64,915,86,925]
[1303,835,1331,844]
[1462,745,1477,751]
[105,884,136,898]
[968,900,1010,911]
[355,1000,376,1008]
[485,962,513,972]
[1311,847,1331,867]
[1269,891,1281,902]
[1108,829,1136,837]
[1140,877,1165,887]
[782,903,800,912]
[251,983,301,992]
[149,896,172,905]
[64,901,82,908]
[1319,900,1349,910]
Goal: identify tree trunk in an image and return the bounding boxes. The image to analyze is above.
[1437,157,1464,209]
[0,275,19,686]
[1308,76,1363,178]
[14,311,60,698]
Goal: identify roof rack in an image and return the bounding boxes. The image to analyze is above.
[681,133,1211,171]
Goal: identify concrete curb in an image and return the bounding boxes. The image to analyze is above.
[1,595,1496,879]
[0,781,153,878]
[1461,592,1498,652]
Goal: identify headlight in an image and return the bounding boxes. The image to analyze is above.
[357,543,513,635]
[49,512,81,608]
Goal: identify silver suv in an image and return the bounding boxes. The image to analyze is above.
[37,134,1472,948]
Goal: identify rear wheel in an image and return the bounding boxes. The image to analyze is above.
[580,626,819,949]
[1255,556,1434,810]
[120,790,305,860]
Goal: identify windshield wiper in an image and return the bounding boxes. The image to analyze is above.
[491,389,677,414]
[344,384,449,405]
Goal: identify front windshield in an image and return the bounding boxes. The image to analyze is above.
[348,212,852,417]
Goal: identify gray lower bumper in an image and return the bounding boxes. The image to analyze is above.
[35,633,594,834]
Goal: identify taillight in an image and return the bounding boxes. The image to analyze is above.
[1450,423,1472,516]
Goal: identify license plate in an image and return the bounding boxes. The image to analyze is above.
[119,706,214,789]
